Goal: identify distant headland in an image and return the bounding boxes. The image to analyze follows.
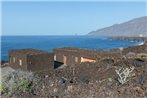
[88,16,147,37]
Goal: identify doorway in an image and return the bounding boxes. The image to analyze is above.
[63,55,67,65]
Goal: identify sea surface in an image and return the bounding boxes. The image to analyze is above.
[1,36,141,61]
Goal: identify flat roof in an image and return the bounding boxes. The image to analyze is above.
[10,49,49,55]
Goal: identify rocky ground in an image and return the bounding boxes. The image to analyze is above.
[1,44,147,98]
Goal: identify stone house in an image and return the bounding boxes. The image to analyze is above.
[53,47,121,65]
[9,49,54,72]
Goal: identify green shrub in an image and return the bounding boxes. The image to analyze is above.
[8,82,18,95]
[0,82,8,94]
[18,79,33,93]
[1,79,33,96]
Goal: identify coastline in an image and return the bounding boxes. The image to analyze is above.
[109,36,147,42]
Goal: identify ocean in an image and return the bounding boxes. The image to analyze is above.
[1,36,140,61]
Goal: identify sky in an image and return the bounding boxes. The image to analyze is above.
[2,1,147,35]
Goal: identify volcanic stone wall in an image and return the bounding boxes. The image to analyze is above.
[27,53,54,72]
[54,48,81,65]
[53,47,121,65]
[122,44,147,60]
[122,44,147,54]
[9,51,28,71]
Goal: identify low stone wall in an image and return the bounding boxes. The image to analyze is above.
[122,44,147,54]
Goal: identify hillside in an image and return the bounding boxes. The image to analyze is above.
[88,16,147,37]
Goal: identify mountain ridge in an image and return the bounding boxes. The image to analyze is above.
[88,16,147,37]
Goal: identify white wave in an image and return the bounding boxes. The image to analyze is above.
[130,41,135,42]
[137,42,144,46]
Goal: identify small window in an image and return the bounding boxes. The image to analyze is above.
[13,57,15,63]
[54,55,56,61]
[75,57,78,63]
[19,59,22,66]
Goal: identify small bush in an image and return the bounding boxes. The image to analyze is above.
[1,79,33,96]
[18,79,33,93]
[0,82,8,94]
[1,68,39,96]
[115,66,135,85]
